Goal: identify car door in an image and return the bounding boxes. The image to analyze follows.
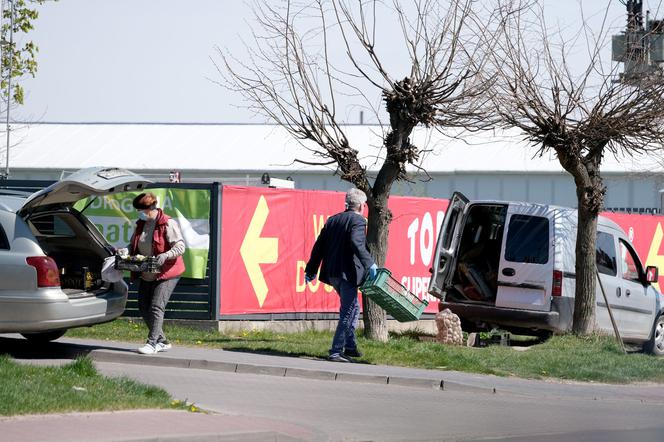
[429,192,468,299]
[495,204,554,312]
[615,238,656,339]
[594,231,623,334]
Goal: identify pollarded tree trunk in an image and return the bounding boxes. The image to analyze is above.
[361,135,405,342]
[364,196,391,342]
[570,159,604,335]
[573,198,599,334]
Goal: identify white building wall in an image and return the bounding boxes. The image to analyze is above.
[7,167,664,211]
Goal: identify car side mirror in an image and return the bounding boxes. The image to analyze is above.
[646,265,659,283]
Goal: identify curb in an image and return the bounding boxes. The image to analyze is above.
[87,348,497,393]
[114,431,306,442]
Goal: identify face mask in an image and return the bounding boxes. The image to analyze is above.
[137,211,149,221]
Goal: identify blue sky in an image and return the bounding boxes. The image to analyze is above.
[15,0,649,124]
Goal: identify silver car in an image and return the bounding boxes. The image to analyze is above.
[0,167,150,342]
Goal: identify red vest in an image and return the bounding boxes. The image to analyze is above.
[130,209,185,280]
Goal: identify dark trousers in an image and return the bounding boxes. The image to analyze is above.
[328,277,360,356]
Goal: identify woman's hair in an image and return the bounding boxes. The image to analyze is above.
[132,192,158,210]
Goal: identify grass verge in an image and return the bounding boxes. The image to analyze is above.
[0,355,190,416]
[68,319,664,384]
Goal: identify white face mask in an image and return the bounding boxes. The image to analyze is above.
[137,211,149,221]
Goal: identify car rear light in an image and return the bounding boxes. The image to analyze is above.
[552,270,563,297]
[26,256,61,287]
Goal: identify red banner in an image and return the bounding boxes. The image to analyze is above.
[219,186,447,315]
[218,186,664,316]
[603,212,664,292]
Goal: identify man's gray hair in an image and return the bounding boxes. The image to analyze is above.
[345,188,367,210]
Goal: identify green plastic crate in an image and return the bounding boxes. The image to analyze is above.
[360,268,429,322]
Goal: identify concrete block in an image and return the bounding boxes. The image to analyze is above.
[188,359,238,373]
[284,368,337,381]
[388,376,443,390]
[441,380,496,394]
[236,363,287,376]
[335,373,388,385]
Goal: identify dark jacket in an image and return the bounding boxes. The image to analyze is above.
[305,210,375,287]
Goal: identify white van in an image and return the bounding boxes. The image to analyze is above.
[428,192,664,355]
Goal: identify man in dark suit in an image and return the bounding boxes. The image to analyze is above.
[305,188,377,362]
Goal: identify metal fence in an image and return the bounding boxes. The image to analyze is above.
[604,207,661,215]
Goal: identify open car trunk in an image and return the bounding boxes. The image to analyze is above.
[26,209,114,296]
[445,204,507,305]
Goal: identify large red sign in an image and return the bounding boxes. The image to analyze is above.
[603,212,664,292]
[218,186,664,316]
[219,186,447,315]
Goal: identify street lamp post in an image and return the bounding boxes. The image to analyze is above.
[3,0,14,179]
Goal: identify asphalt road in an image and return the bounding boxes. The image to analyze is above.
[3,335,664,441]
[96,360,664,442]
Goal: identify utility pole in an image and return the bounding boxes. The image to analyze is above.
[612,0,664,84]
[3,0,13,179]
[0,0,5,180]
[4,0,16,179]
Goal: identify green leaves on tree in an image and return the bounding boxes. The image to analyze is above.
[1,0,46,105]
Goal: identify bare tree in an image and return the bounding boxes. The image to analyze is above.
[215,0,494,341]
[490,1,664,334]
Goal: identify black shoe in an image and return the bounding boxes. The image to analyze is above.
[327,354,353,363]
[343,348,362,358]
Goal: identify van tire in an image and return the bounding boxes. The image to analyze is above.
[460,318,487,333]
[645,315,664,356]
[21,330,67,343]
[535,330,553,342]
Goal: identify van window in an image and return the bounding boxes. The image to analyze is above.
[619,240,641,282]
[596,232,617,276]
[505,214,549,264]
[442,207,461,249]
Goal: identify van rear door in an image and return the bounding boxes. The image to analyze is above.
[495,204,554,312]
[429,192,468,299]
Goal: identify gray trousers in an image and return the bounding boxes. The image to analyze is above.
[138,277,179,345]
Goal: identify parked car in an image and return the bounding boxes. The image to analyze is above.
[429,192,664,355]
[0,167,150,342]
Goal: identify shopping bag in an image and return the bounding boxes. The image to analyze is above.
[101,255,124,283]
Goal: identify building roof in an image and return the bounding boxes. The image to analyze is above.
[7,122,663,175]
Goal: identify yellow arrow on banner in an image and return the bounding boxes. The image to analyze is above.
[240,196,278,307]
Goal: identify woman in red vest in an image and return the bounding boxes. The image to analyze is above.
[127,192,186,354]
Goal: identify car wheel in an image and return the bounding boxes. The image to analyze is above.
[645,315,664,356]
[460,318,486,333]
[21,330,67,343]
[535,330,553,342]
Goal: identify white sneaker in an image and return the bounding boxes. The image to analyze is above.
[137,343,158,355]
[156,342,172,352]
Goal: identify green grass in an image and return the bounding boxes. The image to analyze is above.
[69,319,664,384]
[0,355,191,416]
